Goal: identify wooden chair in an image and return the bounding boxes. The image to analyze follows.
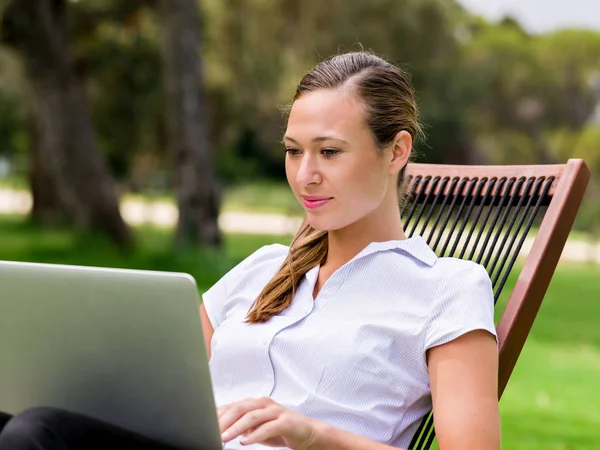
[402,159,591,450]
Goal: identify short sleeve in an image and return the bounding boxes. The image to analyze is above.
[424,261,497,351]
[201,244,288,329]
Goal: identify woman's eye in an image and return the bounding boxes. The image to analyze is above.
[285,148,301,156]
[322,149,339,158]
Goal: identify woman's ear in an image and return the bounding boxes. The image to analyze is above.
[389,130,412,174]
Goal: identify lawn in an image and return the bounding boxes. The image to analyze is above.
[0,215,598,449]
[0,214,289,290]
[496,261,600,449]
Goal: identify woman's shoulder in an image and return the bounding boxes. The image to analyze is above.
[202,243,290,329]
[375,240,493,304]
[221,243,290,295]
[421,256,497,350]
[236,243,290,272]
[432,256,489,279]
[375,237,490,287]
[420,256,492,298]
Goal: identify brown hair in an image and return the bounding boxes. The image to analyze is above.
[246,51,423,323]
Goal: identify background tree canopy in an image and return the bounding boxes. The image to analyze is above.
[0,0,599,244]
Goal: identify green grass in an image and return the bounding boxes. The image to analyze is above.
[500,340,600,449]
[0,214,598,448]
[0,175,27,190]
[0,214,292,291]
[495,261,600,449]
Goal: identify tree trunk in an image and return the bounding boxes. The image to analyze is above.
[2,0,132,247]
[27,106,67,226]
[161,0,221,248]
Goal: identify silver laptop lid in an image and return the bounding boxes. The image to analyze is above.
[0,260,222,450]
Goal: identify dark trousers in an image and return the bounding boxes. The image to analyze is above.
[0,408,184,450]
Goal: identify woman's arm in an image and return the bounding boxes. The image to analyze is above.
[218,397,403,450]
[309,421,405,449]
[200,304,214,359]
[427,329,501,450]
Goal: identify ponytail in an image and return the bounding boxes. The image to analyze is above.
[245,221,328,323]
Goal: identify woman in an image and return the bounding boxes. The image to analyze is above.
[0,52,500,449]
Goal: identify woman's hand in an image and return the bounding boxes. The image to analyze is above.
[218,397,319,449]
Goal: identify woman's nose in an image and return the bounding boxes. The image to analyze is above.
[296,154,322,187]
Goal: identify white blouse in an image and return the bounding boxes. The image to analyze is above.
[202,236,497,449]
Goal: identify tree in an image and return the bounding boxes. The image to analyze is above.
[161,0,221,247]
[68,0,164,184]
[460,19,556,164]
[1,0,132,247]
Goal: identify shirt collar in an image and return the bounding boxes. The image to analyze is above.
[305,236,438,285]
[352,235,438,267]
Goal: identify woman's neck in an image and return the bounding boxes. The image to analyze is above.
[323,203,407,271]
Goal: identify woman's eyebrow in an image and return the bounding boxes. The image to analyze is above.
[283,135,348,144]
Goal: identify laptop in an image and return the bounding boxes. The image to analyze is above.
[0,259,223,450]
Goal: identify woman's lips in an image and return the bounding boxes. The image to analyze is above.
[303,196,332,209]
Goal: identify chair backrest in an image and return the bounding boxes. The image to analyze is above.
[402,159,591,450]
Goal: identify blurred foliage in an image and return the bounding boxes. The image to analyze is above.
[0,46,28,158]
[0,0,599,228]
[68,1,165,184]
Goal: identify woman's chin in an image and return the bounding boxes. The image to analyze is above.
[305,217,344,232]
[305,217,328,232]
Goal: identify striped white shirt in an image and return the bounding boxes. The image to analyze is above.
[202,236,496,449]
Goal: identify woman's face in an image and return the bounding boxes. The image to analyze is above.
[284,88,409,232]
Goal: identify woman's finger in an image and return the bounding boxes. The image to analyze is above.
[216,405,229,419]
[221,405,280,443]
[218,398,273,434]
[240,418,282,446]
